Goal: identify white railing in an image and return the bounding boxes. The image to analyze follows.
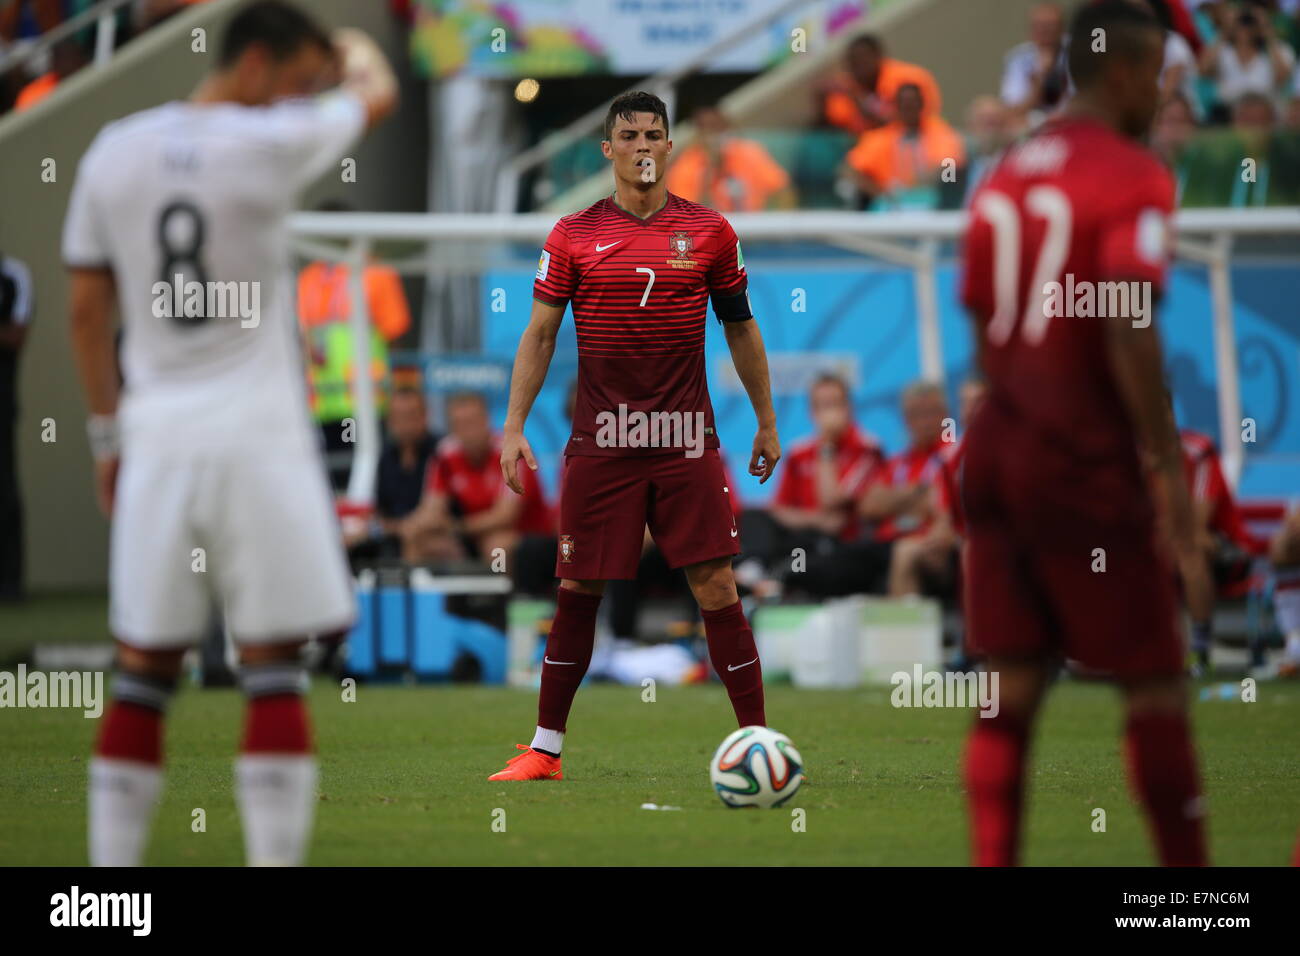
[0,0,138,74]
[288,207,1300,501]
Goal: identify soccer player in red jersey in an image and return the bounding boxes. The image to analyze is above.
[958,1,1214,865]
[487,91,781,780]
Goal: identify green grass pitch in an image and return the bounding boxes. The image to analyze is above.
[1,679,1296,865]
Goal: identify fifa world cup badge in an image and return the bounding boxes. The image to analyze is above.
[667,231,695,269]
[559,535,575,563]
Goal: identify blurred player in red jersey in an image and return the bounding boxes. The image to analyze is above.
[959,0,1213,866]
[488,91,780,780]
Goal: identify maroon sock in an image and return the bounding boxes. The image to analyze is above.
[96,700,164,765]
[536,585,603,732]
[1124,710,1207,866]
[242,694,312,754]
[700,600,766,727]
[963,711,1030,866]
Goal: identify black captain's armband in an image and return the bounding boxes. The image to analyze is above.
[712,287,753,323]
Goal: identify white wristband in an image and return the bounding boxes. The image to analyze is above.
[86,414,120,461]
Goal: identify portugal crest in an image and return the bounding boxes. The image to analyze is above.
[667,231,695,269]
[559,534,575,563]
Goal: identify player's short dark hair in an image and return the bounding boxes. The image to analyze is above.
[1067,0,1163,91]
[603,91,670,141]
[219,0,333,68]
[848,34,883,56]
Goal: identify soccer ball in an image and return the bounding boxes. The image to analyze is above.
[709,726,804,808]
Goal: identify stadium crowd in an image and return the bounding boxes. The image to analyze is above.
[660,0,1300,212]
[0,0,212,113]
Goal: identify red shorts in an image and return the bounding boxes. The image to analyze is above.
[555,449,740,580]
[960,402,1182,679]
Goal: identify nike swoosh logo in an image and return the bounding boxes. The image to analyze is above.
[595,241,622,252]
[727,657,758,672]
[730,529,739,537]
[545,656,577,665]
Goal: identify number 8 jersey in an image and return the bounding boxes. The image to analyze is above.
[960,115,1177,464]
[62,92,367,455]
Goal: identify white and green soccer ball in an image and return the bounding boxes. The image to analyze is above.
[709,726,804,808]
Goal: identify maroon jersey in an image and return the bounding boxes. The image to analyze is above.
[961,116,1176,468]
[532,193,748,457]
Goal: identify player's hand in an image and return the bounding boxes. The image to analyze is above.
[94,457,119,517]
[749,424,781,484]
[500,430,538,496]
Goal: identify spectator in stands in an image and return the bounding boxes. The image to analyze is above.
[342,386,440,554]
[0,249,32,601]
[769,372,883,546]
[844,83,965,210]
[14,34,86,111]
[1286,91,1300,127]
[818,33,942,136]
[782,381,949,598]
[887,378,986,599]
[1000,3,1070,122]
[298,200,412,490]
[1152,90,1200,168]
[961,95,1017,205]
[665,105,795,211]
[1198,1,1296,116]
[405,392,553,578]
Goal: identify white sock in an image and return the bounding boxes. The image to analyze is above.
[88,758,163,866]
[530,727,564,755]
[235,754,317,866]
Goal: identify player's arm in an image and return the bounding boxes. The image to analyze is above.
[1106,308,1214,624]
[723,317,780,484]
[501,298,565,494]
[332,28,398,130]
[67,267,120,516]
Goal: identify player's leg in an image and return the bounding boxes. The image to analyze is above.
[1118,674,1207,866]
[213,451,355,862]
[963,656,1051,867]
[89,641,184,866]
[490,455,646,779]
[233,636,337,867]
[90,454,209,866]
[683,555,766,727]
[648,450,761,726]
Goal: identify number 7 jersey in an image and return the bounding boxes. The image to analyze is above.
[532,193,749,458]
[960,115,1177,461]
[61,93,367,454]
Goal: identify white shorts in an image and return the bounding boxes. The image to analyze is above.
[109,447,356,648]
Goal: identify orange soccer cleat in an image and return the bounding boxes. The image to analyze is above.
[487,744,564,781]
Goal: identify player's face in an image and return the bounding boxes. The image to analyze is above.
[602,113,671,187]
[903,391,947,448]
[810,382,851,438]
[1116,31,1165,138]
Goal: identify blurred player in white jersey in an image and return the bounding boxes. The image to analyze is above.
[63,1,397,866]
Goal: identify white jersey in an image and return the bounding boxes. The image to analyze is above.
[62,92,367,455]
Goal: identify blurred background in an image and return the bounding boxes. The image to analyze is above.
[1,0,1297,687]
